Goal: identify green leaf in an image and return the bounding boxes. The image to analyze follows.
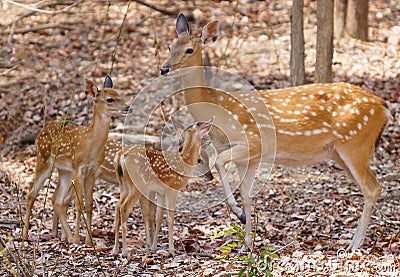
[239,255,248,261]
[250,267,261,277]
[223,229,235,235]
[211,232,222,239]
[238,267,246,277]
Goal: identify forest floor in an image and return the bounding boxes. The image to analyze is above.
[0,0,399,276]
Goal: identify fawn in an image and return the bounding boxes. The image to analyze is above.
[113,118,213,257]
[159,14,391,250]
[23,75,131,245]
[51,137,214,240]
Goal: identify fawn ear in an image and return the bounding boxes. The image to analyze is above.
[197,117,214,139]
[170,116,186,151]
[85,80,98,98]
[103,74,113,88]
[176,13,190,36]
[201,21,220,46]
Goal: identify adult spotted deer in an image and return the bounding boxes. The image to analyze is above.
[160,13,391,250]
[23,75,131,245]
[113,118,213,257]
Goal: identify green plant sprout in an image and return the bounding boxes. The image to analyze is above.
[212,223,279,277]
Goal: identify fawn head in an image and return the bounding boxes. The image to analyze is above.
[85,75,131,115]
[173,117,213,167]
[160,13,220,75]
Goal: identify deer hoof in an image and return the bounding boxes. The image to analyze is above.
[238,211,246,224]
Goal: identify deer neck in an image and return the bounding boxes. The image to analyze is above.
[179,135,200,167]
[182,66,208,106]
[87,104,111,151]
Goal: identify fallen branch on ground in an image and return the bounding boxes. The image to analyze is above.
[3,23,75,34]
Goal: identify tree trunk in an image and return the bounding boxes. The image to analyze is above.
[334,0,347,38]
[345,0,368,40]
[316,0,334,83]
[290,0,305,86]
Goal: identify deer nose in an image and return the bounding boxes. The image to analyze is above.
[202,170,214,182]
[122,106,133,115]
[160,66,170,75]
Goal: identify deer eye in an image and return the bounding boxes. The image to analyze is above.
[168,46,171,52]
[185,48,194,54]
[106,98,115,103]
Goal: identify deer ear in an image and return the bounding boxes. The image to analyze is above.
[201,21,220,46]
[197,117,214,139]
[85,80,98,98]
[170,117,186,152]
[103,74,113,88]
[176,13,190,36]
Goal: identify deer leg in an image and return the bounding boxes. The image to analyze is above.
[52,170,73,238]
[53,170,74,243]
[236,160,258,251]
[140,192,156,251]
[350,170,381,250]
[112,185,130,256]
[112,199,122,256]
[148,192,157,244]
[151,194,165,253]
[113,159,130,256]
[59,188,74,241]
[165,192,179,256]
[333,146,382,250]
[23,160,52,241]
[83,168,96,246]
[120,190,142,258]
[51,176,60,237]
[72,173,84,244]
[215,144,253,224]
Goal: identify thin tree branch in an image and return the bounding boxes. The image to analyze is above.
[3,23,75,34]
[3,0,82,15]
[132,0,176,16]
[1,0,81,31]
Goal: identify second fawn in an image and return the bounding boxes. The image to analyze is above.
[160,14,391,250]
[23,75,131,245]
[51,137,214,240]
[113,118,213,257]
